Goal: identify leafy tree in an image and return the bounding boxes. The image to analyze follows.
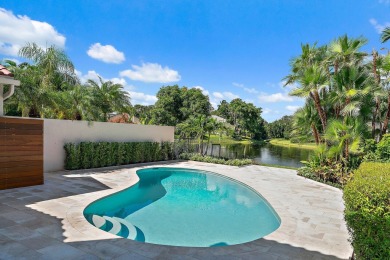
[215,98,266,140]
[151,85,183,126]
[267,116,293,139]
[134,104,154,124]
[151,85,211,126]
[180,87,211,120]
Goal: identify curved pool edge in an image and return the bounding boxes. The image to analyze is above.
[66,164,284,246]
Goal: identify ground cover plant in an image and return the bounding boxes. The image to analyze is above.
[179,152,252,166]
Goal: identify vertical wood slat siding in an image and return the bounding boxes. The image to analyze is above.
[0,117,43,190]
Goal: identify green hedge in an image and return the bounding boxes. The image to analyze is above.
[376,134,390,161]
[343,162,390,259]
[64,141,175,170]
[179,153,252,166]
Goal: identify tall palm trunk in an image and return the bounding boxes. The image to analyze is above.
[372,98,379,139]
[372,51,380,139]
[382,93,390,137]
[344,139,349,166]
[310,91,327,133]
[311,123,320,145]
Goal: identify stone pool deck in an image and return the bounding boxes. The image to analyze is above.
[0,161,352,259]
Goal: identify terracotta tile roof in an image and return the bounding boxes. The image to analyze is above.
[108,113,132,124]
[0,65,14,77]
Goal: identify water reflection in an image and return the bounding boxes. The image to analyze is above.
[204,143,313,168]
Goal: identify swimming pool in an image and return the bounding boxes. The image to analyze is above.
[84,167,281,247]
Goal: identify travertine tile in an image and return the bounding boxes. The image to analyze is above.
[0,162,352,259]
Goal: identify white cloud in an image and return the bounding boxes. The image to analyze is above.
[120,62,181,83]
[213,91,239,100]
[0,8,65,56]
[76,69,129,88]
[192,86,209,96]
[210,91,240,110]
[262,108,271,115]
[213,92,224,99]
[233,82,259,94]
[87,43,125,64]
[224,92,239,100]
[286,105,301,113]
[258,92,294,103]
[128,91,157,105]
[232,82,244,88]
[369,18,390,33]
[244,87,259,94]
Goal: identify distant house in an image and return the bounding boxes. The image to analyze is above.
[211,115,226,123]
[108,113,131,123]
[108,113,141,124]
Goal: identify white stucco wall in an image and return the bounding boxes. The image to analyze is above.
[44,119,174,172]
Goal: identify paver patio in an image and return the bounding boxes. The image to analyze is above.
[0,161,353,259]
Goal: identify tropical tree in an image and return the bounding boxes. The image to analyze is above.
[324,118,365,163]
[18,42,78,89]
[381,27,390,43]
[87,77,131,121]
[289,64,328,132]
[293,102,321,144]
[3,60,54,117]
[328,35,367,74]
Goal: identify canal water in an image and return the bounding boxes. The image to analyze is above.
[204,143,313,168]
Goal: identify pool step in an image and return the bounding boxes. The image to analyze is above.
[112,217,138,240]
[102,216,122,235]
[91,215,107,229]
[94,216,137,240]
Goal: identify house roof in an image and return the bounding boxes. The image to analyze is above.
[0,65,14,77]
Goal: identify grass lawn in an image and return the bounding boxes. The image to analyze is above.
[207,134,263,145]
[269,138,317,150]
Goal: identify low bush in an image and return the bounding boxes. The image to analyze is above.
[179,153,252,166]
[343,162,390,260]
[376,134,390,162]
[64,141,175,170]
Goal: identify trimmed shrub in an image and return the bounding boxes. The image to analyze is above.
[64,143,80,170]
[64,141,175,170]
[376,134,390,161]
[179,153,252,166]
[344,162,390,260]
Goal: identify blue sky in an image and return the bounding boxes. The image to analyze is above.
[1,1,389,121]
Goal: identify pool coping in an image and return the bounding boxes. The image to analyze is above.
[63,161,352,259]
[0,160,352,259]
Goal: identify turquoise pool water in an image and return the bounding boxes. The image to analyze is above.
[84,167,281,247]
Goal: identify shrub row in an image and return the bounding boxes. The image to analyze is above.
[179,153,252,166]
[343,162,390,260]
[64,141,174,170]
[363,134,390,162]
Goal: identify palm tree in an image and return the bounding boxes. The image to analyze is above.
[293,102,321,144]
[325,118,365,163]
[328,35,367,74]
[203,117,223,155]
[289,64,329,133]
[87,77,131,121]
[381,27,390,43]
[55,85,94,120]
[3,60,54,117]
[284,43,327,85]
[379,54,390,136]
[18,43,78,89]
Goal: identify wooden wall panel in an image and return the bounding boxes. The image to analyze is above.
[0,117,43,190]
